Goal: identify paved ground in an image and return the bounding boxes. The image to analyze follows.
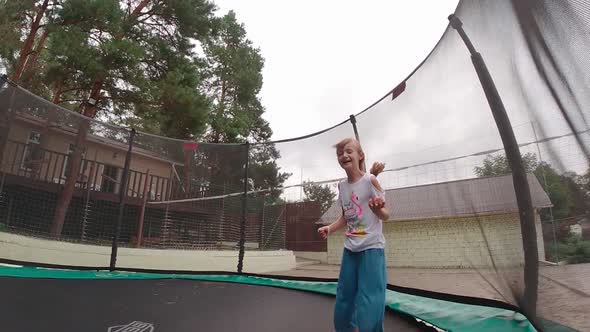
[272,261,590,332]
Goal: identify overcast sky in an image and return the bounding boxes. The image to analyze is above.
[212,0,459,141]
[206,0,589,198]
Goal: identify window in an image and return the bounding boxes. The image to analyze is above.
[21,131,40,170]
[101,164,120,193]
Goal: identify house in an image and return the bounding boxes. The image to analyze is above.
[318,174,553,268]
[0,107,250,249]
[1,111,176,201]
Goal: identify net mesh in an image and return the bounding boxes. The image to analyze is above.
[1,0,590,330]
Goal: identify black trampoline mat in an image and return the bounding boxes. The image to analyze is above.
[0,277,432,332]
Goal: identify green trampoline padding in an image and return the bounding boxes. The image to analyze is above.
[0,265,546,332]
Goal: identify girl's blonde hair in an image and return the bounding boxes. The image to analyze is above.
[334,138,384,176]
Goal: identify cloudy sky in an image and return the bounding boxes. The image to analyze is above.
[212,0,459,141]
[207,0,590,198]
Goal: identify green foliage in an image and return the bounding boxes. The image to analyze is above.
[303,181,336,214]
[547,235,590,264]
[474,152,538,177]
[203,10,267,143]
[0,0,37,73]
[535,163,574,220]
[474,153,589,220]
[1,1,290,206]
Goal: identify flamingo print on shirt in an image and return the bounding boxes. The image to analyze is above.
[343,192,367,237]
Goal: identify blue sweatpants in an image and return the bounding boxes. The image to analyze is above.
[334,248,387,332]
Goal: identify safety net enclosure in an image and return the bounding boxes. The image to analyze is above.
[1,0,589,331]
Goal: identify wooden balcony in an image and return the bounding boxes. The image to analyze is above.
[0,140,172,201]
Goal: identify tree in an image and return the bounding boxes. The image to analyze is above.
[303,181,336,214]
[202,11,266,144]
[474,153,584,220]
[49,0,217,236]
[200,11,289,195]
[0,1,290,236]
[474,152,539,177]
[0,0,37,77]
[4,0,50,83]
[535,162,575,220]
[249,144,291,198]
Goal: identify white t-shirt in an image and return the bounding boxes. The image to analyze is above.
[337,172,386,252]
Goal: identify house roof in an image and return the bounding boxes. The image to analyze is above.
[318,173,553,224]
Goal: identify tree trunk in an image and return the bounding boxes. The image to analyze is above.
[22,28,50,80]
[212,80,227,143]
[30,80,62,179]
[50,81,101,236]
[0,84,17,170]
[50,119,89,236]
[49,0,150,236]
[131,0,151,17]
[11,0,49,82]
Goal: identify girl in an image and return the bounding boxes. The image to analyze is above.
[318,138,389,332]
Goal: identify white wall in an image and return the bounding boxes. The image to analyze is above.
[327,213,546,268]
[0,232,296,274]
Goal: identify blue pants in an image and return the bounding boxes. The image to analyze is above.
[334,248,387,332]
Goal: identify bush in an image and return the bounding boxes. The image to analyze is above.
[547,235,590,264]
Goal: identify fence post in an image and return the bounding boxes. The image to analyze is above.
[449,14,538,320]
[110,128,137,271]
[237,142,250,274]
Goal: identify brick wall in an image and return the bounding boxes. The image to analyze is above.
[328,212,546,268]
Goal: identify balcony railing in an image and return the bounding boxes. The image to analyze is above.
[1,140,173,201]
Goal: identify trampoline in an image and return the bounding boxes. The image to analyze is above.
[0,262,547,332]
[1,0,589,331]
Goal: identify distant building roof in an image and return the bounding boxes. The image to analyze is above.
[318,173,553,224]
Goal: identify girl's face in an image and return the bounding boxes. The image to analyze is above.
[337,142,363,172]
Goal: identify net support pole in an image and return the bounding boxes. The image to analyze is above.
[110,128,136,271]
[0,74,7,194]
[349,114,366,171]
[237,142,250,274]
[449,14,538,318]
[349,114,361,142]
[136,169,151,248]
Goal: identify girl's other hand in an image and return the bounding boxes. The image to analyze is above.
[318,226,330,239]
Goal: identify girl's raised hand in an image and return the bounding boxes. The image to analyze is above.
[368,196,385,211]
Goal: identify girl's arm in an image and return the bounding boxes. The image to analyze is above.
[318,214,345,239]
[369,176,390,221]
[328,214,346,233]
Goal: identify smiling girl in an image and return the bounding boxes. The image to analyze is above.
[318,138,389,332]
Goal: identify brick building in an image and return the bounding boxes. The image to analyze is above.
[319,174,552,268]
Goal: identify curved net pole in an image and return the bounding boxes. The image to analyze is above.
[448,14,539,320]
